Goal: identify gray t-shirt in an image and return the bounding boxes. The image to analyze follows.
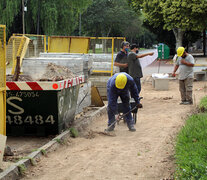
[115,51,128,73]
[176,54,194,80]
[128,52,143,78]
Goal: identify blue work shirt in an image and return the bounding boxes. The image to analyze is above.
[107,72,140,113]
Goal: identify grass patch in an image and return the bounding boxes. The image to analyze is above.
[199,96,207,112]
[69,127,78,138]
[174,113,207,179]
[40,149,47,156]
[54,138,64,144]
[18,164,27,175]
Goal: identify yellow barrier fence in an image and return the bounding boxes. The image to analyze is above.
[13,34,47,56]
[89,37,126,76]
[6,36,30,74]
[0,25,6,135]
[48,36,90,53]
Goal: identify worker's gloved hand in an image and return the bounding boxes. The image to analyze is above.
[137,103,143,108]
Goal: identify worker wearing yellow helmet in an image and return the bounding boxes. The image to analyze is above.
[106,72,142,131]
[172,47,195,105]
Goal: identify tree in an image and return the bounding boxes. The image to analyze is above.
[0,0,92,36]
[82,0,143,37]
[130,0,207,49]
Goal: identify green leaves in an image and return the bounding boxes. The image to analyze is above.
[82,0,143,38]
[131,0,207,32]
[0,0,92,35]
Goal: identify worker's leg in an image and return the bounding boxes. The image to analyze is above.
[179,80,186,103]
[120,92,135,130]
[133,77,141,94]
[107,84,118,130]
[185,78,193,104]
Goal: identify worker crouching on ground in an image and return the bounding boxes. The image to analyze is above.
[172,47,195,105]
[107,72,142,132]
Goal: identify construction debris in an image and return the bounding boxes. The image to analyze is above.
[6,74,33,82]
[38,63,75,81]
[6,63,75,82]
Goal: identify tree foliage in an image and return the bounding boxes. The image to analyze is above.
[0,0,92,35]
[81,0,143,38]
[130,0,207,48]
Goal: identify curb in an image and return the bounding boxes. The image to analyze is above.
[0,105,107,180]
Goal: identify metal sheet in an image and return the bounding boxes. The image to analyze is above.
[70,38,89,53]
[49,37,70,53]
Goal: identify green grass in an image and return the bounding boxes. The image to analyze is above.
[175,110,207,179]
[69,127,78,138]
[199,96,207,112]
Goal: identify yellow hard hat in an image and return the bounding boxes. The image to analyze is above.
[177,47,185,57]
[115,73,127,89]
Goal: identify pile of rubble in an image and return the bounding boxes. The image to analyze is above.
[6,63,75,82]
[38,63,75,81]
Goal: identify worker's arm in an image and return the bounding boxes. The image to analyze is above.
[114,62,128,68]
[172,65,179,77]
[136,52,154,58]
[181,59,194,67]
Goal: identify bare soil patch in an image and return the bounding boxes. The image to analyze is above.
[13,79,207,179]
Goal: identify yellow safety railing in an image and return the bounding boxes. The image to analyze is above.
[6,36,30,74]
[90,37,126,76]
[0,25,6,135]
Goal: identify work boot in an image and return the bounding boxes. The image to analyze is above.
[129,126,136,132]
[107,125,115,132]
[183,101,193,105]
[180,101,186,105]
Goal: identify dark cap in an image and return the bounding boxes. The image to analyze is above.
[130,44,139,50]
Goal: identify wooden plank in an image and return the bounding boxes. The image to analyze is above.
[91,86,104,107]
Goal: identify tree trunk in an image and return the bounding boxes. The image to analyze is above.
[102,39,107,53]
[173,28,184,50]
[203,29,206,57]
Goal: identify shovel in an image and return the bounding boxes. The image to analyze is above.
[104,104,140,132]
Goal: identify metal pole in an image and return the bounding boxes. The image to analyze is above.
[79,11,81,36]
[111,38,114,76]
[22,0,25,34]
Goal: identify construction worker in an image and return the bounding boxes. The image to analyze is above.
[114,41,130,73]
[107,72,142,132]
[172,47,195,105]
[128,44,154,94]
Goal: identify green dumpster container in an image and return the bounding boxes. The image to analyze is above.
[157,43,170,60]
[6,75,85,136]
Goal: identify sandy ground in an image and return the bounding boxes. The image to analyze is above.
[20,79,207,180]
[2,137,51,171]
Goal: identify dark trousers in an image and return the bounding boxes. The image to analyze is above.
[133,77,141,94]
[107,86,134,129]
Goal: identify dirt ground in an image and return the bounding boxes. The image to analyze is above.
[19,79,206,180]
[2,137,51,171]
